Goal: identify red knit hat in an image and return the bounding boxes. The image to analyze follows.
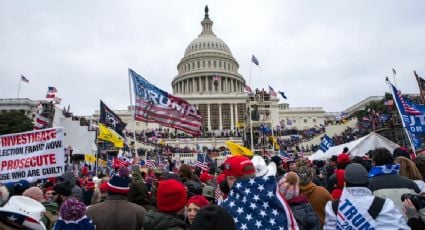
[157,179,187,213]
[337,153,350,165]
[187,195,209,208]
[222,156,255,177]
[199,172,213,183]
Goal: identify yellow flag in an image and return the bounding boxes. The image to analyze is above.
[225,141,253,157]
[85,154,96,163]
[98,123,124,148]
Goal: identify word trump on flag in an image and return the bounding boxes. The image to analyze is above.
[130,69,202,136]
[0,128,65,183]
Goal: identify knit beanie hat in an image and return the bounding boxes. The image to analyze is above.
[187,195,209,208]
[222,156,255,177]
[22,187,44,202]
[297,166,313,184]
[278,172,299,200]
[345,163,368,185]
[393,147,411,160]
[54,182,72,196]
[107,167,131,195]
[55,198,96,230]
[157,179,187,213]
[60,198,86,221]
[191,205,236,230]
[199,172,213,183]
[337,153,351,168]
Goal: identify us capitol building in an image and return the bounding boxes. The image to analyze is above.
[119,6,328,136]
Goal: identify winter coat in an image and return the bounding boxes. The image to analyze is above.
[127,180,157,211]
[287,194,320,230]
[324,187,409,229]
[143,210,187,230]
[299,182,333,227]
[86,194,146,230]
[369,173,421,220]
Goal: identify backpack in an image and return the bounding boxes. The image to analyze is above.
[332,196,386,220]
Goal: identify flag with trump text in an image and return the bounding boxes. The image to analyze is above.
[130,69,202,136]
[100,100,127,137]
[389,82,425,134]
[221,176,298,230]
[319,135,334,152]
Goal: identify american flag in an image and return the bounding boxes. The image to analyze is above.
[393,85,422,115]
[251,55,259,66]
[279,150,294,163]
[145,160,157,169]
[194,160,209,172]
[269,86,277,97]
[244,85,253,93]
[33,113,49,130]
[130,69,202,136]
[48,86,57,93]
[221,176,298,230]
[215,187,224,205]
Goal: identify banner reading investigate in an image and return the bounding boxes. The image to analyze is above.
[0,127,65,183]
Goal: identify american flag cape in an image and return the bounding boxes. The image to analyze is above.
[130,69,202,136]
[221,176,298,230]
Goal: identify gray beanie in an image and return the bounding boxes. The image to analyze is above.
[344,163,368,184]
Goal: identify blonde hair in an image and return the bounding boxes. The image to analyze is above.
[394,156,423,180]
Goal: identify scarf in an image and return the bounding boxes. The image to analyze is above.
[368,164,400,178]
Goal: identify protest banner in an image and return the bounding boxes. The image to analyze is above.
[0,127,65,183]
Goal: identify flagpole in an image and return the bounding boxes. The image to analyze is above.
[386,78,416,154]
[248,59,253,88]
[128,69,138,159]
[17,76,22,98]
[414,71,425,104]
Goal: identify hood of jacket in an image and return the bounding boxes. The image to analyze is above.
[143,210,186,230]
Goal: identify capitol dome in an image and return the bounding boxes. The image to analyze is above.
[172,6,245,95]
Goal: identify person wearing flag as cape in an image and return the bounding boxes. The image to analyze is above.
[324,163,409,229]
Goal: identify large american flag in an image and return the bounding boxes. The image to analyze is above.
[279,150,294,163]
[221,176,298,230]
[130,69,202,136]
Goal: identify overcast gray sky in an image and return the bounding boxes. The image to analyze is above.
[1,0,425,115]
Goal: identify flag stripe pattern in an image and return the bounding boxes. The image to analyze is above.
[221,176,298,230]
[279,150,293,163]
[269,86,277,97]
[244,85,253,93]
[194,160,209,171]
[130,69,202,136]
[145,160,157,169]
[394,86,422,115]
[34,114,49,130]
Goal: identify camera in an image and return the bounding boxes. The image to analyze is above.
[401,193,425,210]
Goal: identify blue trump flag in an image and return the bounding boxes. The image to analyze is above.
[221,176,298,230]
[130,69,202,136]
[319,135,334,152]
[389,82,425,134]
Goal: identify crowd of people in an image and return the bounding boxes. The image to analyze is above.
[1,145,424,229]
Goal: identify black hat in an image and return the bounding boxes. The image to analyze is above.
[54,182,72,196]
[270,155,283,166]
[191,205,236,230]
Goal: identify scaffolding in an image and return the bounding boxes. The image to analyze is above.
[244,91,276,155]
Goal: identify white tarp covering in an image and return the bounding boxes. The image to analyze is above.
[308,132,399,161]
[53,107,97,154]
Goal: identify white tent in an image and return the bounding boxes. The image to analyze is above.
[308,132,399,161]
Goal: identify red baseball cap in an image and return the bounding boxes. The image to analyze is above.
[222,156,255,177]
[199,172,213,183]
